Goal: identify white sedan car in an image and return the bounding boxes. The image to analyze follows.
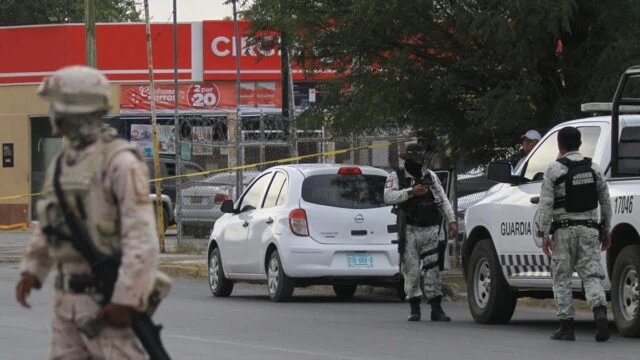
[207,164,403,301]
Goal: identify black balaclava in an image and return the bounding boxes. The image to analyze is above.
[404,159,423,179]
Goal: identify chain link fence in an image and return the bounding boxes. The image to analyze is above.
[170,111,414,251]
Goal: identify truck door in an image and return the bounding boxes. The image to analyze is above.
[499,126,605,280]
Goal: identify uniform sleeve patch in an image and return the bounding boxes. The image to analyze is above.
[386,179,394,188]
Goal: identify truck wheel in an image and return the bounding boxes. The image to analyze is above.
[611,244,640,337]
[467,240,517,324]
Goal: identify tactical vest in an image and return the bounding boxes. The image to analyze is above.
[37,131,140,263]
[396,168,442,227]
[553,157,598,213]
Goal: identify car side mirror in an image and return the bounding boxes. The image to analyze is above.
[487,161,515,183]
[220,199,237,214]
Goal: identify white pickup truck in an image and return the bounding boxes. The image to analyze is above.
[462,67,640,337]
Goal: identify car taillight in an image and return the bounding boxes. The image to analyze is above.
[338,167,362,175]
[214,193,231,204]
[289,208,309,236]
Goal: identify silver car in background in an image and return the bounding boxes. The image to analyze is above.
[176,171,258,237]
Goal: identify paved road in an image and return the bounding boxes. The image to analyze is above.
[1,264,637,360]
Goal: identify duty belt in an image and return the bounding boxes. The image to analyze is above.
[550,219,600,234]
[54,273,96,294]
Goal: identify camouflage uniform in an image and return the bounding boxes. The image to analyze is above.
[17,66,162,359]
[538,150,611,319]
[384,167,455,301]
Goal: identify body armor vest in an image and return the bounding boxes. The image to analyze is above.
[397,168,442,227]
[37,131,139,263]
[553,157,598,213]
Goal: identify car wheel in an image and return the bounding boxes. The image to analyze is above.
[267,250,294,302]
[162,207,169,232]
[209,247,233,297]
[333,284,357,299]
[467,239,517,324]
[611,244,640,337]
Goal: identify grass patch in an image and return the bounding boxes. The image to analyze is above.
[167,241,205,255]
[159,263,208,280]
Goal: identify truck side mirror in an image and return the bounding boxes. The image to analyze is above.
[487,161,514,183]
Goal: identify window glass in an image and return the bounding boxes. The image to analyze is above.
[263,172,287,208]
[523,126,601,181]
[239,173,273,211]
[301,174,387,209]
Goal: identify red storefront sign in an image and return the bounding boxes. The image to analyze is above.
[0,21,331,86]
[0,23,192,85]
[120,81,282,111]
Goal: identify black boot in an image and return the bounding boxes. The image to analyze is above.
[550,318,576,341]
[408,297,421,321]
[429,296,451,322]
[593,305,610,342]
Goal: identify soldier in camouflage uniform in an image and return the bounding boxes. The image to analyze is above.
[15,66,164,358]
[538,126,612,342]
[384,144,457,322]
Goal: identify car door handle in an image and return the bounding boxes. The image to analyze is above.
[265,218,274,224]
[242,221,249,227]
[530,196,540,204]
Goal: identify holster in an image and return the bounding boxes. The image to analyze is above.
[146,270,172,316]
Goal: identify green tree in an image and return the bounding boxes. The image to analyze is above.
[243,0,640,163]
[0,0,141,26]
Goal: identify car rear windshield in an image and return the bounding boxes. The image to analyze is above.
[301,174,387,209]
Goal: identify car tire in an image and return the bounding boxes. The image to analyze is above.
[333,284,357,299]
[162,206,170,232]
[467,239,517,324]
[611,244,640,337]
[209,247,233,297]
[267,250,294,302]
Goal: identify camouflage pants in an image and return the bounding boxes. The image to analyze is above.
[551,226,607,319]
[48,291,146,359]
[402,224,442,300]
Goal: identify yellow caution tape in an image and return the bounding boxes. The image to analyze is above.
[0,139,408,201]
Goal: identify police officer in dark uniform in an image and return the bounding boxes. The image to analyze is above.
[384,144,457,321]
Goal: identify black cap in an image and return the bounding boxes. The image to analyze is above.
[400,143,426,160]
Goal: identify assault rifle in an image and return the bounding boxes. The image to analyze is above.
[50,155,171,360]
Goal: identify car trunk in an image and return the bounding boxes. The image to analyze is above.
[299,171,395,245]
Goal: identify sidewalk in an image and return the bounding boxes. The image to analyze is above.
[0,228,206,265]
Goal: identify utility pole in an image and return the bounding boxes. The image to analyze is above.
[84,0,96,67]
[173,0,183,242]
[143,0,165,252]
[232,0,243,199]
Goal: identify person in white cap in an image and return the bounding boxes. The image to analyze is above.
[515,129,542,171]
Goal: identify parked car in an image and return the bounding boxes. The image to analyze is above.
[176,171,259,237]
[149,193,173,232]
[145,156,205,208]
[207,164,404,301]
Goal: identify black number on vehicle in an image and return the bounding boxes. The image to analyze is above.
[614,195,634,214]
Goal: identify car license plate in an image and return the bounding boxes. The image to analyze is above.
[347,253,373,268]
